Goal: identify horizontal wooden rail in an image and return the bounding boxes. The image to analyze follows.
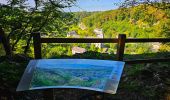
[40,38,170,43]
[41,38,118,43]
[125,58,170,64]
[32,33,170,64]
[126,38,170,43]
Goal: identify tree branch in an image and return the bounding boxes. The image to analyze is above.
[11,8,36,50]
[0,27,12,57]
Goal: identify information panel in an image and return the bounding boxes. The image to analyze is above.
[17,59,125,94]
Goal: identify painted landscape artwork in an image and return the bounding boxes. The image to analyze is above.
[29,59,124,94]
[19,59,124,94]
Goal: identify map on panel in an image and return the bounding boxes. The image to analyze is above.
[17,59,125,94]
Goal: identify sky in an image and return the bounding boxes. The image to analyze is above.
[65,0,125,12]
[0,0,125,12]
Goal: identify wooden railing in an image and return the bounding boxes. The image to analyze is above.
[32,32,170,64]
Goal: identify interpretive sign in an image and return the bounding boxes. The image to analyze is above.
[17,59,125,94]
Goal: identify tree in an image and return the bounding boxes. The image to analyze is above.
[0,27,12,58]
[121,0,170,10]
[0,0,76,57]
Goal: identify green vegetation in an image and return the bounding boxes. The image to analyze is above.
[1,2,170,57]
[0,0,170,99]
[0,0,76,57]
[68,4,170,54]
[31,67,112,89]
[0,53,170,99]
[73,5,170,38]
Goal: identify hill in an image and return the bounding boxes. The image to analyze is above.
[79,5,170,38]
[67,5,170,54]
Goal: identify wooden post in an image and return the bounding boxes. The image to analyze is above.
[32,32,54,100]
[32,32,42,59]
[116,34,126,61]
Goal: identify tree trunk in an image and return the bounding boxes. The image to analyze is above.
[24,35,32,54]
[0,27,12,58]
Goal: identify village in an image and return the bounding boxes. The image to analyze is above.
[68,28,108,54]
[67,26,109,55]
[67,28,161,55]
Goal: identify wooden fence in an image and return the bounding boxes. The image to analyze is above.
[32,32,170,64]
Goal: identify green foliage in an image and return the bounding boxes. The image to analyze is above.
[80,5,170,38]
[89,44,98,51]
[66,4,170,55]
[0,0,76,55]
[67,47,72,56]
[159,43,170,52]
[45,45,68,58]
[0,43,5,56]
[0,61,27,87]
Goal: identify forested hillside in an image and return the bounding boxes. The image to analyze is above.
[80,5,170,38]
[68,4,170,54]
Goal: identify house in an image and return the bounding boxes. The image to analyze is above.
[94,29,103,35]
[72,46,87,54]
[67,31,80,38]
[93,29,104,48]
[151,42,161,52]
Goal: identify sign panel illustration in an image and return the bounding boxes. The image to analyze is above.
[17,59,125,94]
